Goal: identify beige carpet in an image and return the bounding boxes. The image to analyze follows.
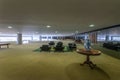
[0,41,120,80]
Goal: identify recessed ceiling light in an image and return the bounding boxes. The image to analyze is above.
[46,25,51,28]
[17,32,20,33]
[8,26,12,29]
[89,24,95,27]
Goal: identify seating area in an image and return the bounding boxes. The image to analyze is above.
[48,41,55,46]
[68,43,77,51]
[39,41,77,52]
[40,45,51,52]
[103,42,120,51]
[54,42,64,52]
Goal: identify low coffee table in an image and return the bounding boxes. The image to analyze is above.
[77,48,101,69]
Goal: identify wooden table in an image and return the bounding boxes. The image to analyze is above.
[77,48,101,69]
[0,43,10,48]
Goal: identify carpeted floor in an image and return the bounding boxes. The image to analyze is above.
[0,41,120,80]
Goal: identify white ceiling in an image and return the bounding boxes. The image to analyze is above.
[0,0,120,35]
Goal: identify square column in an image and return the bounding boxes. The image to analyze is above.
[17,33,22,44]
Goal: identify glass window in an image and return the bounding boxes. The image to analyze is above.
[97,35,106,41]
[112,36,120,41]
[32,36,39,41]
[22,36,32,41]
[0,36,17,42]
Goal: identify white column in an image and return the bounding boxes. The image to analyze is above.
[17,33,22,44]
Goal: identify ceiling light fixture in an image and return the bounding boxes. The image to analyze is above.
[89,24,95,27]
[8,26,12,29]
[46,25,51,28]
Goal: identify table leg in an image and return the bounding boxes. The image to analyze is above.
[80,55,96,69]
